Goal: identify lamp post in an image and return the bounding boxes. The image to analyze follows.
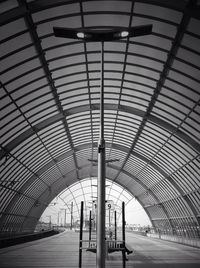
[64,202,74,229]
[60,208,67,227]
[53,25,152,268]
[46,215,51,229]
[57,211,60,227]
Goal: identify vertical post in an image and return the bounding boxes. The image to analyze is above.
[79,201,84,268]
[109,207,111,228]
[122,202,126,268]
[122,202,125,243]
[115,210,117,240]
[57,212,59,227]
[71,202,73,230]
[97,41,106,268]
[89,210,92,247]
[89,210,92,240]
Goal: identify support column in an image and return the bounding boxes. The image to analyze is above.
[79,201,84,268]
[115,210,117,240]
[89,210,92,242]
[122,202,126,268]
[97,41,106,268]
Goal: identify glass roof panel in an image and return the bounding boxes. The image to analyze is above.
[132,16,177,38]
[164,78,199,101]
[36,16,82,36]
[172,59,200,83]
[187,18,200,35]
[32,3,80,22]
[134,2,182,23]
[84,14,130,28]
[0,0,18,13]
[83,1,132,12]
[0,18,27,41]
[177,47,200,69]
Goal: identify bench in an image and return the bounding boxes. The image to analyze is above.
[85,240,126,256]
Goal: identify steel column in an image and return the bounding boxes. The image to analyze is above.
[89,210,92,242]
[115,210,117,240]
[79,201,84,268]
[122,202,126,268]
[97,41,106,268]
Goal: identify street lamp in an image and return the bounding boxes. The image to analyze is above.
[64,202,74,230]
[57,211,60,227]
[60,208,67,228]
[46,215,52,229]
[53,25,152,268]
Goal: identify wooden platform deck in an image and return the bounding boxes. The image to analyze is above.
[0,230,200,268]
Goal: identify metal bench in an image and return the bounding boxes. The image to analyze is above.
[85,239,127,267]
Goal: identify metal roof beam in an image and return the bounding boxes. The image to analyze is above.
[13,162,172,233]
[17,0,79,179]
[113,0,198,181]
[2,141,199,229]
[1,104,199,161]
[0,145,186,209]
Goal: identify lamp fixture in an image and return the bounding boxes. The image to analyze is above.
[120,30,129,38]
[53,25,152,42]
[77,32,85,39]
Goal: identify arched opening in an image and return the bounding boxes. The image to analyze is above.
[38,177,151,231]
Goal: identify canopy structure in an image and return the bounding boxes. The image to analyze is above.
[0,0,200,238]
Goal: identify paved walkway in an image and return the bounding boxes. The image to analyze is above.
[0,230,200,268]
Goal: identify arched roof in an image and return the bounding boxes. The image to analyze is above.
[0,0,200,236]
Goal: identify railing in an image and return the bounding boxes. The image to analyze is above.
[126,227,200,248]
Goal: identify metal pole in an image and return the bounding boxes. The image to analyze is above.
[122,202,126,268]
[97,41,106,268]
[64,209,66,228]
[89,210,92,247]
[57,212,59,227]
[109,207,111,228]
[115,210,117,240]
[79,201,84,268]
[122,202,125,244]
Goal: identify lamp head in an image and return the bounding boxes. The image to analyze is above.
[53,25,152,42]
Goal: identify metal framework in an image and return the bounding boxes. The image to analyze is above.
[0,0,200,243]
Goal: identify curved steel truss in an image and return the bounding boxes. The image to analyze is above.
[0,0,200,238]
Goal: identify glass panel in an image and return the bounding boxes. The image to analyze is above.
[134,3,182,23]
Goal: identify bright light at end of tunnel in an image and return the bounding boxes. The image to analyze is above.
[77,32,85,39]
[120,31,129,38]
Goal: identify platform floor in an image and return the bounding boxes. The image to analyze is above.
[0,230,200,268]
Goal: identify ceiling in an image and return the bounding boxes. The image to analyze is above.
[0,0,200,236]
